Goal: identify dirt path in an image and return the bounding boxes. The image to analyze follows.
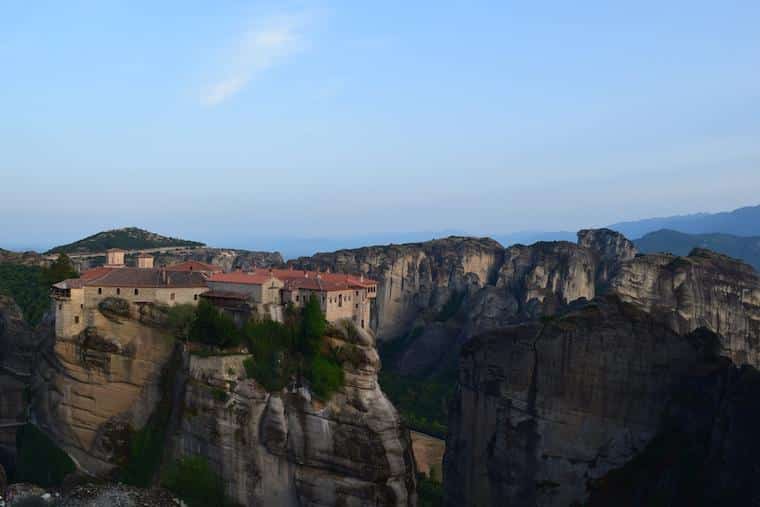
[410,430,445,481]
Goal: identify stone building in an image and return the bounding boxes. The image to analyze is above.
[205,268,377,328]
[51,254,208,339]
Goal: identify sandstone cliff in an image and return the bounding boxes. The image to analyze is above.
[34,303,176,474]
[291,236,505,340]
[611,248,760,366]
[173,328,416,506]
[443,297,715,507]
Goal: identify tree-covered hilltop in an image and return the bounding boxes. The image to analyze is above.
[46,227,205,255]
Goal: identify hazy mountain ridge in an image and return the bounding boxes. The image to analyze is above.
[46,227,205,255]
[609,204,760,239]
[636,229,760,270]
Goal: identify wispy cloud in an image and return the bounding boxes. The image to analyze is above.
[201,13,310,106]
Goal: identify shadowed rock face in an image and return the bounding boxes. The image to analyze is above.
[173,329,417,507]
[0,296,38,471]
[587,357,760,507]
[443,297,711,507]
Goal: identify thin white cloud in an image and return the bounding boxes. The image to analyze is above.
[201,13,310,106]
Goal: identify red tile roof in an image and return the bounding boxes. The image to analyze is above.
[207,272,276,285]
[166,261,222,273]
[79,267,207,288]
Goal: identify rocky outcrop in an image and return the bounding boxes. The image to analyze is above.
[72,247,284,273]
[291,236,505,341]
[0,296,38,475]
[611,248,760,366]
[34,306,176,474]
[443,297,716,507]
[173,329,417,506]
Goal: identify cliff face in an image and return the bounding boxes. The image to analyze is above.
[173,329,416,506]
[291,237,504,340]
[443,297,709,507]
[292,231,636,376]
[587,356,760,507]
[611,248,760,366]
[0,296,35,471]
[34,305,176,473]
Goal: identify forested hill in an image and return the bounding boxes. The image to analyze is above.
[46,227,204,255]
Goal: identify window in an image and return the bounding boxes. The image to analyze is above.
[194,294,198,301]
[58,303,62,310]
[170,293,175,301]
[80,304,83,309]
[134,289,139,296]
[356,291,359,296]
[338,294,343,307]
[98,288,102,295]
[296,295,299,302]
[361,319,365,328]
[116,288,121,295]
[355,304,359,309]
[74,316,79,324]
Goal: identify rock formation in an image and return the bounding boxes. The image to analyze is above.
[291,237,505,340]
[34,303,176,474]
[443,297,716,507]
[0,296,39,476]
[611,248,760,366]
[586,356,760,506]
[173,328,416,506]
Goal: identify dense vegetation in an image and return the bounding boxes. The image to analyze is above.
[378,327,455,438]
[417,472,444,507]
[0,253,78,324]
[46,227,204,254]
[189,297,345,400]
[14,424,76,487]
[162,456,236,507]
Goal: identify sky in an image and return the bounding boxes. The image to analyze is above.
[2,1,760,252]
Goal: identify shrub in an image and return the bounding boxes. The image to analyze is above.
[307,355,344,400]
[167,303,197,339]
[0,264,52,324]
[161,456,227,507]
[417,472,443,507]
[14,424,76,487]
[188,300,240,348]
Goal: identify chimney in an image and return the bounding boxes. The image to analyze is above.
[137,254,154,269]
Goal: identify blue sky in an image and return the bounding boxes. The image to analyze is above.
[2,1,760,252]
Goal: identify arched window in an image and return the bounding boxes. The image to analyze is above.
[338,294,343,307]
[98,288,102,295]
[134,288,139,296]
[116,288,121,295]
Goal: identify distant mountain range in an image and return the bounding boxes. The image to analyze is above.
[608,204,760,239]
[635,229,760,270]
[46,227,205,255]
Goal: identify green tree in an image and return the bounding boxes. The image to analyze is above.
[188,300,240,348]
[161,456,227,507]
[299,295,326,358]
[42,253,78,286]
[167,303,197,340]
